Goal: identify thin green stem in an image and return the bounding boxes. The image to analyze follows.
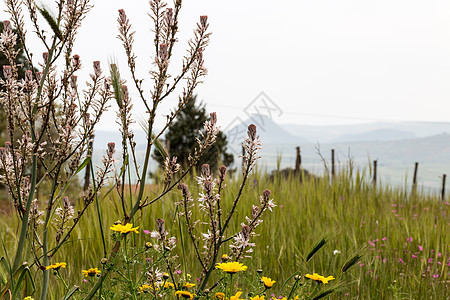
[124,235,137,300]
[40,167,61,300]
[91,149,107,257]
[177,209,188,282]
[56,269,69,293]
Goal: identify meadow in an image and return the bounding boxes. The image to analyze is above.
[1,165,448,299]
[0,0,448,298]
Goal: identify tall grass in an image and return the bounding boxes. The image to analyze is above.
[1,164,448,299]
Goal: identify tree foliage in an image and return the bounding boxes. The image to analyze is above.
[152,95,234,172]
[0,21,29,146]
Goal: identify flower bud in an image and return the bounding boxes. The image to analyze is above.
[247,124,257,141]
[25,70,33,82]
[177,183,189,197]
[218,165,227,181]
[72,54,80,68]
[2,20,12,35]
[107,142,115,158]
[156,219,165,235]
[252,206,260,219]
[201,164,210,177]
[93,61,101,77]
[118,9,127,24]
[241,225,251,241]
[2,65,12,80]
[200,15,208,28]
[209,112,217,126]
[42,52,49,63]
[70,75,77,89]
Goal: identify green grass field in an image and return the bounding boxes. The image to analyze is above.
[1,166,448,299]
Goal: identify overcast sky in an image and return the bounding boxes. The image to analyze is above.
[2,0,450,130]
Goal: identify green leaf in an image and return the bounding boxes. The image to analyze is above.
[153,133,168,159]
[137,117,168,159]
[0,257,11,288]
[62,285,80,300]
[312,288,334,300]
[0,263,25,298]
[306,237,327,262]
[109,63,123,109]
[74,157,91,177]
[11,266,34,299]
[37,6,63,41]
[279,271,301,299]
[341,254,363,273]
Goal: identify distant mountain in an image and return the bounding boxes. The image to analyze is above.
[224,114,308,145]
[280,121,450,143]
[90,121,450,191]
[334,128,416,142]
[92,130,150,151]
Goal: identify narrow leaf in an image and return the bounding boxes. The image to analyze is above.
[62,285,80,300]
[109,63,123,109]
[11,266,33,299]
[306,237,327,262]
[342,254,362,273]
[37,6,63,41]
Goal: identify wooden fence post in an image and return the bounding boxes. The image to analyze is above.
[372,160,377,186]
[331,149,335,180]
[442,174,446,201]
[295,146,301,174]
[412,162,419,191]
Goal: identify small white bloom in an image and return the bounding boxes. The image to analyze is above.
[333,250,341,255]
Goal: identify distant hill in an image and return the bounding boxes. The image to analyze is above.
[224,114,308,145]
[334,128,416,142]
[93,130,148,151]
[90,120,450,191]
[280,121,450,143]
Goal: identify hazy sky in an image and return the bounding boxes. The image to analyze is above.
[2,0,450,130]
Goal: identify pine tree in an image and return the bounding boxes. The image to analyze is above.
[152,95,234,172]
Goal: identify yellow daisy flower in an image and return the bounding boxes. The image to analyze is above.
[251,295,265,300]
[183,282,196,289]
[261,276,276,288]
[305,273,322,281]
[160,282,174,289]
[139,284,152,292]
[82,268,101,277]
[230,291,243,300]
[320,275,335,284]
[214,292,226,299]
[215,262,248,274]
[305,273,335,284]
[23,297,34,300]
[110,223,139,234]
[175,291,196,299]
[45,262,66,270]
